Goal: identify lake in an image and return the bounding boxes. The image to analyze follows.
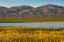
[0,22,64,27]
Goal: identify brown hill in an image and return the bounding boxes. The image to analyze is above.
[0,4,64,17]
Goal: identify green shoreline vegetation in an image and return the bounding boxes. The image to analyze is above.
[0,26,64,42]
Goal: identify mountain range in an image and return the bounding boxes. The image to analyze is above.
[0,4,64,17]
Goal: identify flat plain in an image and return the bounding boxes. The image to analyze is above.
[0,15,64,23]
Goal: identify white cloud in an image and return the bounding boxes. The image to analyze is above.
[0,3,12,8]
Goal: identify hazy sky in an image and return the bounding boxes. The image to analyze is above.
[0,0,64,7]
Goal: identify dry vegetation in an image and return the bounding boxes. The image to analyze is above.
[0,15,64,23]
[0,26,64,42]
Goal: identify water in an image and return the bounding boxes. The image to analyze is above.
[0,22,64,27]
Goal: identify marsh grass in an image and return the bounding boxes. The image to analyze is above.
[0,26,64,42]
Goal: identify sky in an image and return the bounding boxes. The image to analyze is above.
[0,0,64,7]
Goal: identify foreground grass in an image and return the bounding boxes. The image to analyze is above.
[0,26,64,42]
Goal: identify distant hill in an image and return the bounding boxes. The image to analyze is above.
[0,4,64,17]
[0,4,64,22]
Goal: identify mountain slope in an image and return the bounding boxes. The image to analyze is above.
[0,4,64,17]
[0,4,64,22]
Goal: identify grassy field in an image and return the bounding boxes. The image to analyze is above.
[0,26,64,42]
[0,15,64,23]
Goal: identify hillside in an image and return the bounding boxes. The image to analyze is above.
[0,4,64,22]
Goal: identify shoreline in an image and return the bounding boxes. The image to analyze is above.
[0,21,64,23]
